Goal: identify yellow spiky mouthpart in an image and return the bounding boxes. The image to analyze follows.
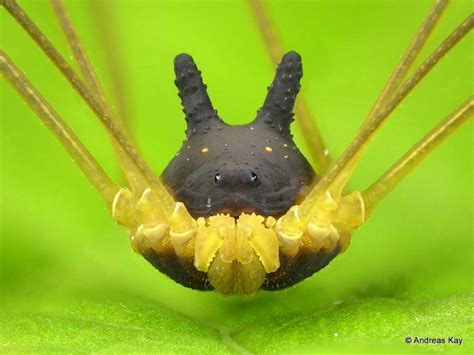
[112,187,365,295]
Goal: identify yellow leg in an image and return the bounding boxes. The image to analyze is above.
[0,51,119,208]
[297,12,474,226]
[275,3,473,243]
[248,0,331,173]
[51,0,147,195]
[87,0,132,133]
[359,0,449,129]
[363,96,474,216]
[51,0,107,110]
[2,0,174,211]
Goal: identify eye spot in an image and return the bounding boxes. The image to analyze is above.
[284,155,289,159]
[283,143,288,148]
[265,146,273,153]
[251,172,258,183]
[201,147,209,153]
[214,173,221,184]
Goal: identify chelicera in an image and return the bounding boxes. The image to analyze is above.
[1,0,472,295]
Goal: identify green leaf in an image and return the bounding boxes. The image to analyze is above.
[1,0,472,353]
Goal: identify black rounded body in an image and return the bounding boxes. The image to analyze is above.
[145,52,341,292]
[161,122,315,218]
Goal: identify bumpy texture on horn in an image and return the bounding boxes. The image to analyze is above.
[174,53,220,137]
[254,51,303,135]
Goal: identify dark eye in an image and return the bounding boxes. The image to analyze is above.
[214,173,221,184]
[251,172,258,183]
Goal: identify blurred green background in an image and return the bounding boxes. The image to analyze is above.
[1,0,472,352]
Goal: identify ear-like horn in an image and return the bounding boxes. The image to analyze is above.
[255,51,302,134]
[174,53,220,136]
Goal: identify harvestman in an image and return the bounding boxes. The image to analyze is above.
[1,0,472,294]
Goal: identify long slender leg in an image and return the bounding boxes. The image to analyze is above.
[1,0,174,211]
[359,0,449,129]
[51,0,146,194]
[274,5,472,261]
[2,0,144,180]
[88,0,132,133]
[362,96,473,216]
[248,0,331,173]
[0,50,119,207]
[297,13,474,224]
[51,0,109,113]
